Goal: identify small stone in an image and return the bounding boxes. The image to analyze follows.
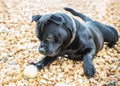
[11,71,17,77]
[17,81,24,86]
[43,74,48,79]
[78,78,83,83]
[23,65,38,78]
[58,73,64,78]
[1,58,8,63]
[11,61,17,65]
[17,75,22,81]
[8,82,16,86]
[39,79,47,84]
[108,80,116,86]
[1,53,7,57]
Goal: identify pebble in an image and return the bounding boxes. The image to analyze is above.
[11,61,17,65]
[1,58,8,63]
[17,81,24,86]
[43,74,48,79]
[8,83,16,86]
[58,73,64,78]
[39,79,47,84]
[108,80,116,86]
[78,78,83,83]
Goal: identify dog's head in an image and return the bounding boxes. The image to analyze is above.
[32,14,76,56]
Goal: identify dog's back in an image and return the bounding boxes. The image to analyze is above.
[64,7,118,47]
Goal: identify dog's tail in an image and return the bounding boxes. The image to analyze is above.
[64,7,92,22]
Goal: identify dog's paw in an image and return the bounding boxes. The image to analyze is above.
[30,62,43,70]
[83,62,96,77]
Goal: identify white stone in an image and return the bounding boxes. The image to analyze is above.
[23,65,38,78]
[8,83,16,86]
[43,74,48,79]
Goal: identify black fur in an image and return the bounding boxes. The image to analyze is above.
[64,7,118,47]
[31,7,118,77]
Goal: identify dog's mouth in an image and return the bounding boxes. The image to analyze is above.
[43,47,61,57]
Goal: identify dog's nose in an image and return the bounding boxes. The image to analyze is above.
[39,47,45,54]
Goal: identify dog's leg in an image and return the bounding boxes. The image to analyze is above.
[83,49,96,77]
[31,56,57,70]
[108,42,116,48]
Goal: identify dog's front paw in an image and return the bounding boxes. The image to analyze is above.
[83,62,96,77]
[30,62,44,70]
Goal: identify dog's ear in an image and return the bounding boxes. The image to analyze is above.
[32,15,42,22]
[50,14,65,25]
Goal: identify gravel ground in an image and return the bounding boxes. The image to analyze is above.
[0,0,120,86]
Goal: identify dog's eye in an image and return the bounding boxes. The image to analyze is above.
[42,35,47,40]
[46,36,54,41]
[42,34,54,42]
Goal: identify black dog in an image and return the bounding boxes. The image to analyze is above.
[31,7,118,77]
